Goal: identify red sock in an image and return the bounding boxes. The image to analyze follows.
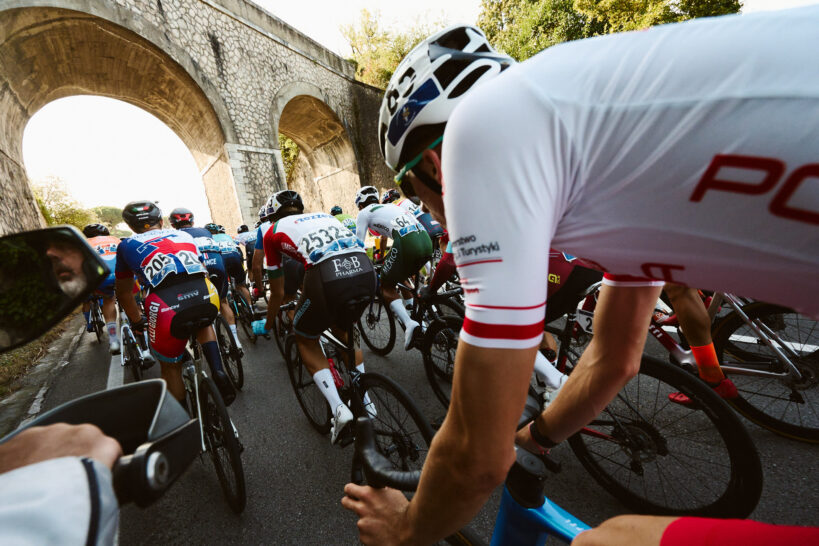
[691,343,724,384]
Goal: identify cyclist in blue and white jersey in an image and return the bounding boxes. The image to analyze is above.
[207,223,251,348]
[343,10,819,545]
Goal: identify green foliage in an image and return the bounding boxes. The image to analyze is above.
[278,134,300,182]
[33,177,98,230]
[477,0,741,61]
[341,9,444,89]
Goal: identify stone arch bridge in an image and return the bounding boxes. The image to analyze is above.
[0,0,394,235]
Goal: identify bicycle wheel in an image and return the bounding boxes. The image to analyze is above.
[122,329,143,383]
[357,372,434,473]
[357,296,396,355]
[712,303,819,443]
[235,293,257,344]
[92,302,105,343]
[284,335,331,433]
[272,310,289,358]
[199,375,246,513]
[421,316,463,409]
[215,316,244,390]
[568,355,762,518]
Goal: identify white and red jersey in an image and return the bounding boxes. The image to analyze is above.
[355,203,423,242]
[442,7,819,349]
[263,212,362,273]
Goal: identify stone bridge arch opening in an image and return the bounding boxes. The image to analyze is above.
[0,5,241,234]
[273,83,362,216]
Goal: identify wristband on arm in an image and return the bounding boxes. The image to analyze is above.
[529,421,559,449]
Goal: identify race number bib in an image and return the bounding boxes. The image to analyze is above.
[300,225,359,263]
[177,250,206,275]
[391,215,418,237]
[142,252,176,287]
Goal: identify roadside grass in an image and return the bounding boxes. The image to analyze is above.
[0,312,79,400]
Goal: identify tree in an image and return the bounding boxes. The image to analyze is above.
[341,9,443,89]
[477,0,741,61]
[32,177,98,230]
[279,134,300,182]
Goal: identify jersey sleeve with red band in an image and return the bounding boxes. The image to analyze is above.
[441,6,819,326]
[602,273,665,287]
[661,517,819,546]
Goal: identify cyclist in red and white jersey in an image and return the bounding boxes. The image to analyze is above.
[342,8,819,545]
[260,190,376,443]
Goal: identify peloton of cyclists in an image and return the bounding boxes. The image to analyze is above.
[259,190,376,443]
[342,9,819,545]
[354,186,433,350]
[81,224,121,354]
[115,201,235,405]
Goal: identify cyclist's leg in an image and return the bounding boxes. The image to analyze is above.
[572,515,675,546]
[144,289,189,401]
[282,257,305,322]
[664,283,723,381]
[381,230,428,347]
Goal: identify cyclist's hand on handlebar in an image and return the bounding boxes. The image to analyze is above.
[131,315,148,335]
[341,483,411,545]
[418,285,435,301]
[0,423,122,473]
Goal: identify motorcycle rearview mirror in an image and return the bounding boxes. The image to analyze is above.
[0,226,109,352]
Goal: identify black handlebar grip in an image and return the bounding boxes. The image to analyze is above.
[354,418,421,491]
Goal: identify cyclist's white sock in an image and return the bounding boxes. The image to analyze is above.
[533,351,567,390]
[106,322,117,340]
[229,324,239,338]
[389,299,413,329]
[403,297,414,309]
[356,363,376,416]
[313,368,344,410]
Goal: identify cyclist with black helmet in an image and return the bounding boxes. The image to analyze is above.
[118,203,235,404]
[355,186,432,350]
[380,189,401,204]
[207,222,250,349]
[234,224,257,281]
[331,205,357,233]
[259,190,376,444]
[81,224,121,354]
[342,13,819,545]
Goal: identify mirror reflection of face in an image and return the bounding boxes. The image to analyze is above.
[46,241,87,298]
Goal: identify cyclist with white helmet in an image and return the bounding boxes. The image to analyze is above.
[354,186,433,350]
[343,10,819,545]
[259,190,376,443]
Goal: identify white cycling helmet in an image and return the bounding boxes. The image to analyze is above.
[355,186,380,208]
[378,25,514,172]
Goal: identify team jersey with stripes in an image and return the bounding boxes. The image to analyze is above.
[442,7,819,349]
[263,213,362,273]
[115,229,205,288]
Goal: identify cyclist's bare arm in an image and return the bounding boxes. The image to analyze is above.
[573,515,674,546]
[343,342,537,544]
[520,284,660,448]
[251,249,264,293]
[263,274,285,330]
[115,277,141,323]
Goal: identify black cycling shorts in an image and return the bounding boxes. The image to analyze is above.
[282,255,306,296]
[293,252,376,339]
[223,253,246,285]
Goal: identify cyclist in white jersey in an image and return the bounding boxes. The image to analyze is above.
[342,9,819,545]
[355,186,433,350]
[259,190,376,443]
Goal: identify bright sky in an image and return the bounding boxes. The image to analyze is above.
[21,0,818,227]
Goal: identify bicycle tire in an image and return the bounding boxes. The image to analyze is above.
[567,355,762,518]
[92,301,105,343]
[215,316,244,390]
[273,311,288,358]
[235,293,257,344]
[122,329,143,383]
[357,296,396,356]
[285,335,331,434]
[199,375,246,513]
[357,372,434,474]
[712,302,819,443]
[421,316,463,409]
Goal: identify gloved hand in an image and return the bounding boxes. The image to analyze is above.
[131,315,148,335]
[419,285,435,301]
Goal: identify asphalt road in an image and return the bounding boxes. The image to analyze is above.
[41,318,818,544]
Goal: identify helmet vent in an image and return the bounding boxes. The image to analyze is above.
[476,43,491,53]
[435,27,470,50]
[448,65,490,99]
[434,59,472,89]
